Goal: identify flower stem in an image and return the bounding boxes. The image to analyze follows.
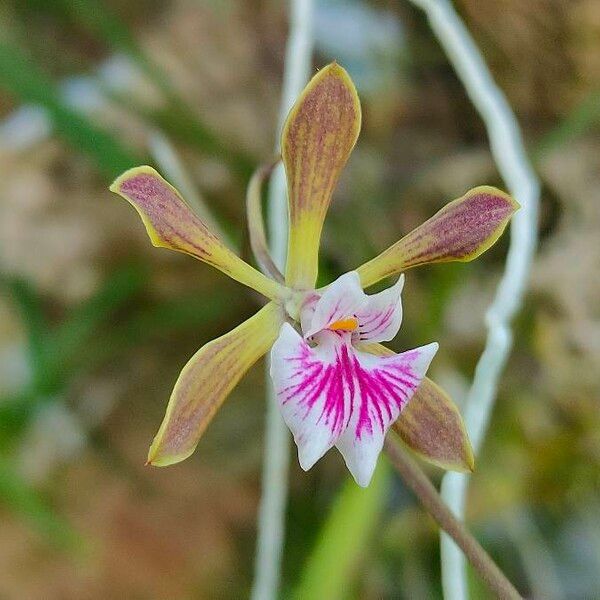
[251,2,314,599]
[384,438,522,600]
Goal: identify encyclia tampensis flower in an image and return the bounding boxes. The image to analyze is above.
[110,63,518,487]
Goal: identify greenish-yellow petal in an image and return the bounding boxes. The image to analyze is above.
[357,186,519,288]
[111,166,285,300]
[148,302,284,466]
[282,63,361,289]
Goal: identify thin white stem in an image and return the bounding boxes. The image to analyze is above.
[405,1,540,598]
[251,2,313,600]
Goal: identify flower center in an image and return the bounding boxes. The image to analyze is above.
[328,317,359,332]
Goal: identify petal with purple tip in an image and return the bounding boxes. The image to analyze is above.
[111,166,284,300]
[271,324,438,486]
[282,63,361,289]
[335,342,438,487]
[148,302,283,466]
[270,324,355,470]
[356,186,519,288]
[358,342,474,473]
[355,275,404,343]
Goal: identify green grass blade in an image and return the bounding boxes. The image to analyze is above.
[62,0,153,66]
[78,284,247,370]
[534,89,600,158]
[2,277,47,380]
[0,40,142,177]
[45,263,147,389]
[292,464,390,600]
[149,106,255,179]
[0,394,40,450]
[0,456,83,553]
[61,0,254,178]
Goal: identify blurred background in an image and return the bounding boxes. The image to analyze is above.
[0,0,599,598]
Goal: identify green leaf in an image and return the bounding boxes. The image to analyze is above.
[44,263,147,390]
[0,40,142,177]
[123,289,242,337]
[0,456,83,553]
[2,277,48,383]
[0,394,40,450]
[292,464,389,600]
[79,284,247,369]
[534,89,600,158]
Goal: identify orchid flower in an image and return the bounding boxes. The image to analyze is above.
[110,63,518,487]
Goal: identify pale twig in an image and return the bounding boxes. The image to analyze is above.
[384,439,522,600]
[405,1,540,598]
[251,2,314,599]
[246,157,285,283]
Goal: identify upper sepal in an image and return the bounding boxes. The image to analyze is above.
[283,63,361,289]
[357,186,519,288]
[110,166,284,300]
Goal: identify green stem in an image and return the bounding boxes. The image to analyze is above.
[384,438,522,600]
